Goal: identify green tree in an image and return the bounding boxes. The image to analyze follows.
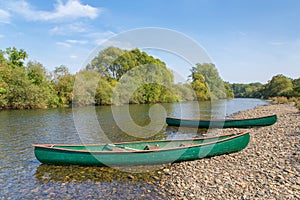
[26,61,57,108]
[53,65,75,105]
[263,74,293,98]
[2,63,32,109]
[292,78,300,97]
[113,49,164,81]
[190,63,226,100]
[5,47,28,68]
[113,63,175,104]
[232,82,263,98]
[0,52,8,108]
[190,73,210,101]
[73,70,100,106]
[86,46,124,80]
[27,61,48,85]
[192,63,226,99]
[170,83,195,102]
[88,47,176,105]
[95,78,113,105]
[224,82,234,98]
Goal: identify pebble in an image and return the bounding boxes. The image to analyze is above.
[2,103,299,199]
[158,103,300,199]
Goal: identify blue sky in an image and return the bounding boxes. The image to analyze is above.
[0,0,299,83]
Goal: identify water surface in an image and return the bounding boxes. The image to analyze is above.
[0,98,269,199]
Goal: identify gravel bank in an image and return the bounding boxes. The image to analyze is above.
[158,103,300,199]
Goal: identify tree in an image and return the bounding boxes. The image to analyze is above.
[86,46,124,80]
[26,61,57,108]
[53,65,75,105]
[87,47,169,82]
[27,61,48,85]
[87,47,177,105]
[114,62,175,104]
[190,63,226,100]
[232,83,263,98]
[0,53,8,108]
[73,70,100,106]
[95,78,113,105]
[190,73,210,101]
[292,78,300,97]
[5,47,28,68]
[263,74,293,98]
[224,82,234,98]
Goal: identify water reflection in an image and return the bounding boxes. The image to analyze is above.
[35,164,166,183]
[0,98,269,199]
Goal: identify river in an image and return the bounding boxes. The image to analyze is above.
[0,98,269,199]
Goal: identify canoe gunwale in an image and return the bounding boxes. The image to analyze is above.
[166,114,277,122]
[33,131,249,154]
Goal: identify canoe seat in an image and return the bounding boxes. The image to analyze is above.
[179,143,194,148]
[111,148,126,152]
[144,144,160,150]
[103,144,138,151]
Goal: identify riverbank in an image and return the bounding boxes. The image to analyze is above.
[158,103,300,199]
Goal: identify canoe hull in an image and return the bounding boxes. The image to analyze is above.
[166,115,277,128]
[33,132,250,166]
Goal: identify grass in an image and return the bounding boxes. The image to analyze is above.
[270,96,300,111]
[270,96,289,104]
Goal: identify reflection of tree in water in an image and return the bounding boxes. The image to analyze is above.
[35,164,167,183]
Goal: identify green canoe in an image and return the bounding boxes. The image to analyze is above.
[166,114,277,128]
[33,132,250,166]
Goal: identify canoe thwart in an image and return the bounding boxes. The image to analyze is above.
[144,144,160,150]
[33,132,250,166]
[104,144,139,151]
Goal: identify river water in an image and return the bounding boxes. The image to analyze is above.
[0,98,269,199]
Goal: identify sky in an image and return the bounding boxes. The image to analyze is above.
[0,0,300,83]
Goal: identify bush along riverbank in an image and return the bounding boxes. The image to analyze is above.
[157,103,299,199]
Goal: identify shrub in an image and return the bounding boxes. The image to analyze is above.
[296,100,300,111]
[270,96,289,104]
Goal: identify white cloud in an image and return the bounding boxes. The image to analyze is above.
[50,23,87,35]
[268,41,287,46]
[8,0,101,22]
[56,41,72,48]
[69,55,78,59]
[65,39,87,45]
[0,9,10,23]
[56,39,88,47]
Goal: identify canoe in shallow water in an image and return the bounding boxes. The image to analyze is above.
[33,132,250,166]
[166,114,277,128]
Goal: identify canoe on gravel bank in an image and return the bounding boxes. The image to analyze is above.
[166,114,277,128]
[33,132,250,166]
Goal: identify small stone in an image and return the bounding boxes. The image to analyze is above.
[127,174,134,180]
[31,187,39,193]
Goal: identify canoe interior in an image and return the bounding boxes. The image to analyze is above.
[166,114,277,128]
[34,133,236,152]
[33,132,250,166]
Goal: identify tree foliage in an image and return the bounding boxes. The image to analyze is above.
[262,74,293,98]
[190,63,230,100]
[292,78,300,97]
[53,65,75,105]
[232,82,263,98]
[0,48,56,109]
[4,46,280,110]
[5,47,28,68]
[231,75,300,100]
